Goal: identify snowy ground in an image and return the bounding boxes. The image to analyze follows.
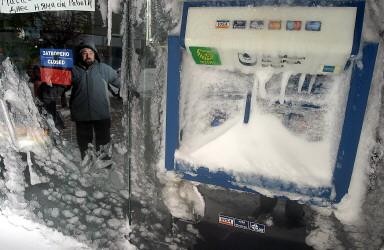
[0,208,90,250]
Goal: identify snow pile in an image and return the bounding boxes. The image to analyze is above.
[161,173,205,221]
[0,58,50,154]
[0,208,90,250]
[0,58,50,208]
[306,209,344,250]
[177,52,350,189]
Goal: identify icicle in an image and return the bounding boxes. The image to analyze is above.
[107,0,112,46]
[279,72,291,104]
[243,71,263,124]
[308,75,317,94]
[98,0,107,26]
[250,73,260,119]
[254,68,274,99]
[252,73,259,99]
[0,100,17,148]
[27,151,42,185]
[146,0,153,45]
[243,79,256,124]
[298,73,306,93]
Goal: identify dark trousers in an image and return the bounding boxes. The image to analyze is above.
[76,119,111,159]
[38,84,66,129]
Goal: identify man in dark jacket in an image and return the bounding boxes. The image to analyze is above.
[71,41,120,159]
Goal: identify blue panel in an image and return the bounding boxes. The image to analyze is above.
[180,0,365,54]
[333,43,378,203]
[165,36,181,170]
[40,48,73,69]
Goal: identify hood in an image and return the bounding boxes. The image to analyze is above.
[77,40,100,63]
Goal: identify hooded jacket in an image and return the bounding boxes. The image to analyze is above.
[70,42,120,121]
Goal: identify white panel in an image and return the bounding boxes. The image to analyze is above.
[185,6,357,74]
[0,0,95,13]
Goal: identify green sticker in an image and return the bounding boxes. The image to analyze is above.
[189,46,221,65]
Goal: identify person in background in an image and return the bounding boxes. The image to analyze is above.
[70,41,120,159]
[28,63,65,130]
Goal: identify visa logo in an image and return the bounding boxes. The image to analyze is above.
[218,215,234,226]
[216,20,230,29]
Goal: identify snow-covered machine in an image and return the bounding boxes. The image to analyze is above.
[165,0,377,208]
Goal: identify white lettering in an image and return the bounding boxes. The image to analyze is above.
[47,59,66,65]
[42,51,70,57]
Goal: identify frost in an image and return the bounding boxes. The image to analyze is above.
[161,175,204,221]
[92,208,101,216]
[306,212,344,250]
[85,215,104,224]
[109,169,125,188]
[74,197,86,204]
[93,191,105,199]
[101,209,111,217]
[107,218,121,229]
[114,143,127,154]
[75,190,87,198]
[119,190,129,199]
[50,208,60,218]
[62,210,74,218]
[68,216,79,224]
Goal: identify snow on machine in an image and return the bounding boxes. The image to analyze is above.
[163,0,378,246]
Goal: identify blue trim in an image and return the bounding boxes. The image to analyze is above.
[351,1,365,56]
[180,3,190,49]
[332,42,378,203]
[176,160,332,204]
[180,0,365,53]
[165,36,181,170]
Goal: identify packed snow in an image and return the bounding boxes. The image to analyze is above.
[176,52,350,188]
[0,208,90,250]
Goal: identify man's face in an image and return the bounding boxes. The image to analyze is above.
[80,48,95,66]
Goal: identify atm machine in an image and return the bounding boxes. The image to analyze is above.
[164,0,378,244]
